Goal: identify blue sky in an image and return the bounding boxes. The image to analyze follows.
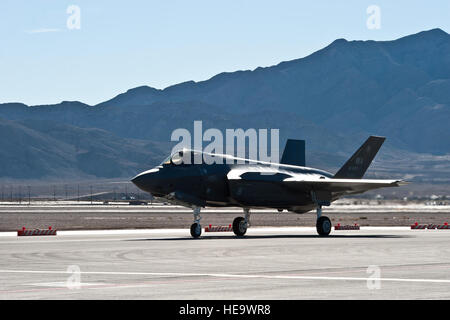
[1,0,449,105]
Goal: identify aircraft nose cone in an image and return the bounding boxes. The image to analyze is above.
[131,174,146,189]
[131,168,162,194]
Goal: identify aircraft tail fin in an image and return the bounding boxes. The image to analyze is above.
[333,136,385,179]
[280,139,305,167]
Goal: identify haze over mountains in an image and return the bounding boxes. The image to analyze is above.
[0,28,449,182]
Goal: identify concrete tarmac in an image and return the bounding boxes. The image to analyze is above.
[1,202,449,231]
[0,227,450,299]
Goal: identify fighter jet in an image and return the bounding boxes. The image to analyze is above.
[132,136,406,238]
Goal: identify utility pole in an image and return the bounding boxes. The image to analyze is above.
[28,186,31,205]
[90,185,93,205]
[77,184,80,202]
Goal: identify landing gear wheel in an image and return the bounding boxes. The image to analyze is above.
[190,223,202,238]
[316,216,332,236]
[232,217,247,236]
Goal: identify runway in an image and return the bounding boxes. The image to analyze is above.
[1,201,449,231]
[1,227,450,299]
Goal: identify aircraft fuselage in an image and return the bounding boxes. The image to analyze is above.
[132,155,333,213]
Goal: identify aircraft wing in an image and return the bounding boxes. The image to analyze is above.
[283,178,406,195]
[227,168,406,197]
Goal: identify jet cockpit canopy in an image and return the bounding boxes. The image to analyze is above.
[161,149,203,166]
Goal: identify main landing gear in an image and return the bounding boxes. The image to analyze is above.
[311,190,332,236]
[232,208,250,236]
[190,206,202,238]
[315,205,332,236]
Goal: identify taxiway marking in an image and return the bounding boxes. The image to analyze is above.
[0,269,449,284]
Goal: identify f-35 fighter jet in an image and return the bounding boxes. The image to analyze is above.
[132,136,405,238]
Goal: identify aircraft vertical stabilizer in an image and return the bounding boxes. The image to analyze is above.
[333,136,385,179]
[280,139,305,167]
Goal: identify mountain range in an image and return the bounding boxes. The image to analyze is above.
[0,28,449,183]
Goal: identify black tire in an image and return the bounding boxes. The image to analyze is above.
[316,216,332,236]
[190,223,202,238]
[233,217,247,236]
